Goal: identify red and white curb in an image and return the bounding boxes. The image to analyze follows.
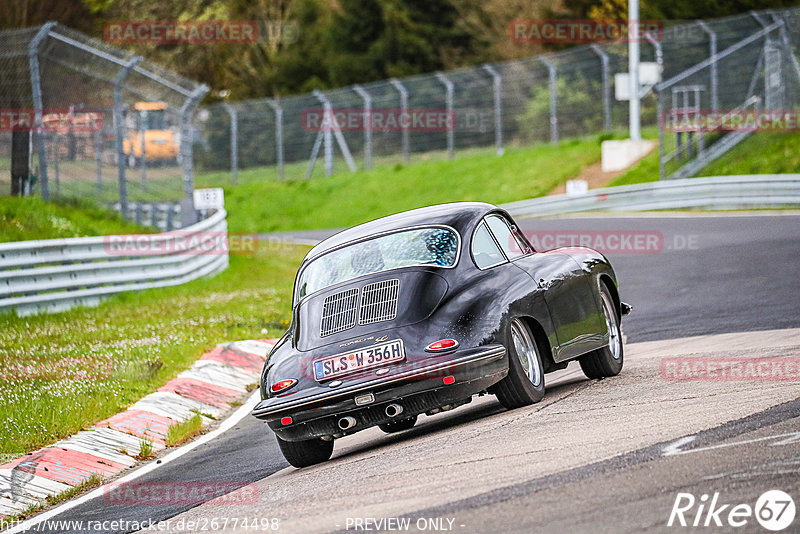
[0,339,275,518]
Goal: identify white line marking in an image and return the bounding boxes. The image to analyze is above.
[5,390,262,534]
[662,431,800,457]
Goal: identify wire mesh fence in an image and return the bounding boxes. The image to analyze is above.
[0,23,207,227]
[195,7,800,185]
[2,8,799,216]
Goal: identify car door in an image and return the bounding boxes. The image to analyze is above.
[483,214,604,362]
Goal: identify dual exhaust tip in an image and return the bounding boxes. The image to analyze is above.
[337,403,404,430]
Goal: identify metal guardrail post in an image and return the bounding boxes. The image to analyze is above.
[539,57,558,145]
[434,73,455,159]
[589,45,611,132]
[697,21,719,111]
[481,64,504,156]
[390,78,410,162]
[266,99,284,180]
[113,56,141,218]
[353,85,372,170]
[179,85,209,223]
[28,22,56,201]
[222,103,238,185]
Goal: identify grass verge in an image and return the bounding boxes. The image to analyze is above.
[0,244,307,456]
[217,136,607,234]
[0,196,148,242]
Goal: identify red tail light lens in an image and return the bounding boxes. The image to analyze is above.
[281,416,293,426]
[271,379,298,394]
[425,339,459,353]
[443,375,456,385]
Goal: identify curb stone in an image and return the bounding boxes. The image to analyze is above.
[0,339,275,518]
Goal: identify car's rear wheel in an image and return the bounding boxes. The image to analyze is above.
[379,415,417,433]
[494,318,546,409]
[275,434,333,468]
[579,283,624,379]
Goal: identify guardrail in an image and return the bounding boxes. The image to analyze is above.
[503,175,800,218]
[0,210,228,316]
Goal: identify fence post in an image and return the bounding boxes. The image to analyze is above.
[770,13,800,84]
[481,64,504,156]
[113,56,141,218]
[353,85,372,170]
[222,103,238,185]
[95,127,102,192]
[434,73,454,159]
[313,89,356,174]
[590,45,611,132]
[28,22,56,201]
[540,57,558,145]
[179,85,209,223]
[697,21,719,111]
[390,78,410,162]
[139,111,147,189]
[657,86,664,180]
[266,99,284,180]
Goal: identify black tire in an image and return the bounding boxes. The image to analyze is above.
[579,283,624,379]
[494,318,546,409]
[275,434,333,468]
[379,415,418,433]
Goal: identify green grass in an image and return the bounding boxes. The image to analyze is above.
[0,243,307,456]
[166,414,204,446]
[218,137,606,234]
[609,131,800,187]
[0,196,149,242]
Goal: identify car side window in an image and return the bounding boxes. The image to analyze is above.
[471,222,506,269]
[485,215,528,259]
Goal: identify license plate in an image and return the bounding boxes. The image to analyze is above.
[313,339,405,381]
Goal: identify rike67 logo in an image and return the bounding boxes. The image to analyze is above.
[668,490,796,531]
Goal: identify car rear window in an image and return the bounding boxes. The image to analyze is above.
[296,227,459,299]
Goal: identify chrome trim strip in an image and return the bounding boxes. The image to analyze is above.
[252,345,506,417]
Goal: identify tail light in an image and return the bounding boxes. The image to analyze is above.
[425,339,459,353]
[271,379,298,394]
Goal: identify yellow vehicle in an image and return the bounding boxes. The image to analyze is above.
[123,102,180,168]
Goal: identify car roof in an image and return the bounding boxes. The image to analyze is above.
[304,202,497,263]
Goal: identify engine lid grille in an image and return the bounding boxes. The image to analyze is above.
[320,288,359,337]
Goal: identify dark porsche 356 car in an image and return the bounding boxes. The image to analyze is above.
[252,202,630,467]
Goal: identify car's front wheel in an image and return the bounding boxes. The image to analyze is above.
[579,283,624,379]
[275,434,333,468]
[494,318,546,409]
[379,415,417,433]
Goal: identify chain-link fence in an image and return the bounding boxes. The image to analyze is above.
[195,7,800,184]
[657,10,800,179]
[0,23,207,228]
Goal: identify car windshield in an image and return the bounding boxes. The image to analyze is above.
[296,227,459,300]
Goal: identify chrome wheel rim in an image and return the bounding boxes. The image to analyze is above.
[511,320,541,387]
[601,291,622,361]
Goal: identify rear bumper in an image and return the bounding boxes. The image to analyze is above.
[251,345,507,441]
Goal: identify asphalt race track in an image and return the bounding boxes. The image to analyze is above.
[31,213,800,534]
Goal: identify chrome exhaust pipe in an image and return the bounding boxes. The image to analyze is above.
[385,403,403,418]
[338,416,357,430]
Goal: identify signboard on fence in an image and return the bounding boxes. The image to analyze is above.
[193,188,225,210]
